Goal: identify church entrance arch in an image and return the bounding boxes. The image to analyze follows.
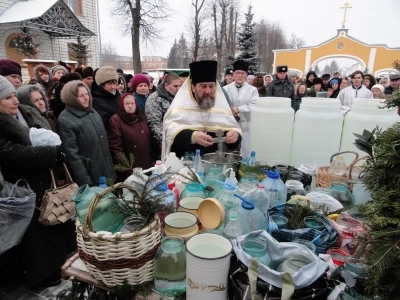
[5,33,25,64]
[311,55,365,72]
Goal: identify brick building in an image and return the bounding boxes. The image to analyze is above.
[0,0,100,79]
[141,56,167,72]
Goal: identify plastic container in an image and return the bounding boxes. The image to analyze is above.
[241,238,272,267]
[243,184,270,215]
[223,210,243,241]
[290,98,343,169]
[192,149,205,181]
[164,152,184,172]
[248,151,257,166]
[261,169,287,208]
[239,172,259,185]
[329,156,346,176]
[340,99,399,164]
[168,182,180,205]
[150,181,176,211]
[214,182,240,224]
[330,182,353,207]
[250,97,294,165]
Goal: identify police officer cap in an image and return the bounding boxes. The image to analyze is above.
[276,65,288,73]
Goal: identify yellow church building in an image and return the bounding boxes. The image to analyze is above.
[273,28,400,78]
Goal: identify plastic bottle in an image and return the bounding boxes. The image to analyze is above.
[215,181,241,225]
[150,182,176,211]
[223,210,243,241]
[244,184,270,215]
[192,149,205,181]
[164,152,184,172]
[168,182,180,205]
[99,176,108,188]
[224,168,238,185]
[261,169,287,208]
[329,156,346,176]
[248,151,257,166]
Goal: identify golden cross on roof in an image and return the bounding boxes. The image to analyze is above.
[340,2,353,28]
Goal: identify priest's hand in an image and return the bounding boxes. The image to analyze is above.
[225,130,239,144]
[193,131,214,147]
[231,106,239,116]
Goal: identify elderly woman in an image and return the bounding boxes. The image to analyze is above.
[58,80,116,186]
[371,84,386,99]
[0,75,76,287]
[16,84,57,132]
[108,93,153,182]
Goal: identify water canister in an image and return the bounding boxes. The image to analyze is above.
[291,98,343,168]
[250,97,294,165]
[340,99,399,164]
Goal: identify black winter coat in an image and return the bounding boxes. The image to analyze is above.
[0,105,76,286]
[91,82,121,128]
[266,75,295,100]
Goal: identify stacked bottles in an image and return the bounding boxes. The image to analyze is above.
[244,184,270,215]
[192,149,205,181]
[223,210,244,241]
[261,169,287,208]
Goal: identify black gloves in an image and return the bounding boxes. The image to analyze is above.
[56,146,66,163]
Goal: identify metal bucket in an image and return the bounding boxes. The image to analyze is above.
[202,152,241,175]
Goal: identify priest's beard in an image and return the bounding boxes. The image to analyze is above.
[194,91,216,110]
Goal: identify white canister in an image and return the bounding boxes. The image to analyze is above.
[186,233,232,300]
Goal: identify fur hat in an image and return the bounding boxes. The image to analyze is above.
[95,66,118,86]
[51,65,68,76]
[276,65,288,73]
[313,77,323,85]
[288,70,297,77]
[60,72,82,84]
[0,59,22,77]
[225,68,233,76]
[61,80,92,111]
[371,84,385,93]
[130,74,150,92]
[82,67,94,79]
[0,75,16,100]
[16,85,48,113]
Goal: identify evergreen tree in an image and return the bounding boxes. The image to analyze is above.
[167,39,179,68]
[314,65,321,76]
[236,4,259,74]
[177,33,191,69]
[68,36,90,66]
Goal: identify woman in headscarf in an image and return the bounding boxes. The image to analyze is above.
[107,93,153,182]
[34,64,53,92]
[292,83,307,112]
[326,78,342,98]
[16,85,57,132]
[117,74,127,94]
[58,80,116,186]
[0,75,76,287]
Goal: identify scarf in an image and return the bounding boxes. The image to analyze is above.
[118,93,143,124]
[134,92,148,113]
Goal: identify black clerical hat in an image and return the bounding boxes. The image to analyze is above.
[233,60,248,72]
[189,60,218,84]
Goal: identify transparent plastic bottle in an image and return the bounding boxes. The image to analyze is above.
[214,182,240,224]
[164,152,184,173]
[192,149,205,181]
[244,184,270,215]
[329,156,346,176]
[261,169,287,208]
[248,151,257,166]
[223,210,243,241]
[99,176,107,188]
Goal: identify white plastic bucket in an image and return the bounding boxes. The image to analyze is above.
[186,233,232,300]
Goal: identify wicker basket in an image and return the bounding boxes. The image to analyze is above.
[76,183,162,287]
[317,151,359,189]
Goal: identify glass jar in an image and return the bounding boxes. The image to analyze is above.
[330,256,367,296]
[303,216,325,231]
[293,239,316,253]
[154,236,186,297]
[277,253,314,273]
[241,238,272,267]
[120,215,146,233]
[330,182,354,206]
[271,214,288,229]
[239,172,260,185]
[180,182,206,200]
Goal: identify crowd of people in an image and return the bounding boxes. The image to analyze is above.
[0,56,398,289]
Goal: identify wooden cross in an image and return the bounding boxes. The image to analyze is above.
[213,129,226,153]
[340,2,352,28]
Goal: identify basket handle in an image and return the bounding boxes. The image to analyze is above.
[82,182,138,236]
[348,156,370,179]
[329,151,359,164]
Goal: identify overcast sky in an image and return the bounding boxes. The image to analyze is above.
[98,0,400,60]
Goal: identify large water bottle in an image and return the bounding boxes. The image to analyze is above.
[248,151,257,166]
[164,152,184,172]
[261,169,287,208]
[215,181,240,224]
[192,149,205,181]
[150,182,176,212]
[223,210,244,241]
[244,184,270,215]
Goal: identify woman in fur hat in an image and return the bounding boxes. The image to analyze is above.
[130,74,150,113]
[0,75,76,287]
[108,93,153,182]
[58,80,116,186]
[16,85,57,132]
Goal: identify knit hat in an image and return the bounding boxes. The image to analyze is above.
[130,74,150,92]
[61,80,92,111]
[0,75,16,100]
[0,59,22,77]
[288,70,297,77]
[371,84,385,93]
[82,67,94,79]
[95,66,118,86]
[330,79,339,85]
[51,65,68,76]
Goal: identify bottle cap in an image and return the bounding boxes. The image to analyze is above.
[267,170,280,179]
[257,184,265,189]
[168,182,175,190]
[251,151,256,156]
[196,149,200,155]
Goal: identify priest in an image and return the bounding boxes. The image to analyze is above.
[162,60,242,159]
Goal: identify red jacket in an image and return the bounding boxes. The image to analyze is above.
[107,112,153,181]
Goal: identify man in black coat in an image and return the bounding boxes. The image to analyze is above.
[266,65,295,101]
